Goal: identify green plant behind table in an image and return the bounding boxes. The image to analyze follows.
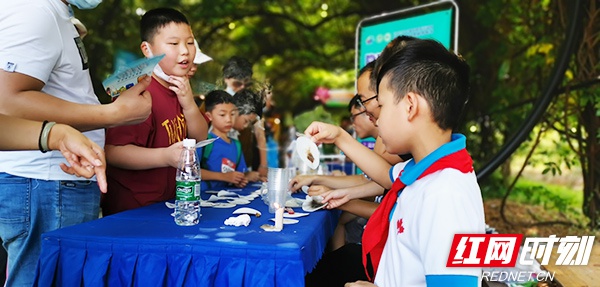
[481,172,582,214]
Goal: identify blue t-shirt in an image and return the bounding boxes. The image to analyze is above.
[198,133,247,192]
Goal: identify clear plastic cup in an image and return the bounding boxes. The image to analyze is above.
[267,168,289,213]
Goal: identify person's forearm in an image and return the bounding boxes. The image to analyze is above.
[254,123,267,167]
[259,148,267,168]
[344,181,385,201]
[0,115,44,150]
[105,145,170,170]
[338,199,379,219]
[313,174,369,189]
[200,169,227,181]
[0,71,151,132]
[0,116,94,154]
[0,90,121,131]
[333,130,392,188]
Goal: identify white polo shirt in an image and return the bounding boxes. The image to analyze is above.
[375,135,485,286]
[0,0,103,180]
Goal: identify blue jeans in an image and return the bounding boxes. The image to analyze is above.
[0,173,100,287]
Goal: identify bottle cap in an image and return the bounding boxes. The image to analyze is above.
[183,138,196,148]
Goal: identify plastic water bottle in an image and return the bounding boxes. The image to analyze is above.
[174,138,201,226]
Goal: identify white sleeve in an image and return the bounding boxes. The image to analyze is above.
[389,160,409,182]
[0,5,62,83]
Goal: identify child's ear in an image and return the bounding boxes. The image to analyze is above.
[141,41,152,58]
[205,112,214,122]
[405,92,419,121]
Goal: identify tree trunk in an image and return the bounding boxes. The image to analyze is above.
[582,102,600,228]
[573,1,599,229]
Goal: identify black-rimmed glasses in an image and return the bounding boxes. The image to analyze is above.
[350,110,368,123]
[357,94,377,111]
[357,94,378,124]
[360,94,378,105]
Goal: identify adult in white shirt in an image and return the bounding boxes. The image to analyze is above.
[0,0,152,285]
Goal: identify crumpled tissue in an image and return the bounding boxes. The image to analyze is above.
[224,214,251,227]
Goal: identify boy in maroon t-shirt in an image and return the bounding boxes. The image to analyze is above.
[102,8,208,215]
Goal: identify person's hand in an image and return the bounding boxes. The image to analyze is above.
[288,174,316,192]
[245,171,261,182]
[345,280,376,287]
[234,177,248,188]
[321,188,352,209]
[257,165,268,179]
[303,121,343,145]
[111,75,152,126]
[224,171,246,186]
[48,124,107,193]
[307,185,331,196]
[168,75,196,111]
[163,141,185,168]
[258,174,268,182]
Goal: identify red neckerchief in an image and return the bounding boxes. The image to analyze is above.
[362,149,473,281]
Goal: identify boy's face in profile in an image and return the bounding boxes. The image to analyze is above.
[233,113,257,131]
[376,78,409,155]
[356,72,379,124]
[357,71,380,124]
[207,103,237,135]
[350,106,374,139]
[144,22,196,78]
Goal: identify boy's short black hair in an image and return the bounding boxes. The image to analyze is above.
[222,56,253,80]
[357,60,376,80]
[376,38,470,131]
[370,36,417,92]
[232,89,264,117]
[140,8,190,42]
[204,90,234,112]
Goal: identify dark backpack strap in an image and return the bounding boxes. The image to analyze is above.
[201,134,214,166]
[233,139,242,167]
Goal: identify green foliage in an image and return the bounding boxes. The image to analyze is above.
[460,0,566,168]
[481,173,582,215]
[76,0,410,106]
[512,182,580,214]
[73,0,598,223]
[293,105,335,132]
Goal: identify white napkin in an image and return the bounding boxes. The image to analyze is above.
[224,214,251,227]
[218,190,239,197]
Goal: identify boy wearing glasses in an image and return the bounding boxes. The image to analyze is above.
[349,95,376,147]
[305,38,484,287]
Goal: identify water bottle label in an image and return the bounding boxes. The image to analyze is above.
[194,183,200,197]
[176,181,199,201]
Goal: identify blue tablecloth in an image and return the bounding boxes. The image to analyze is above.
[34,184,339,287]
